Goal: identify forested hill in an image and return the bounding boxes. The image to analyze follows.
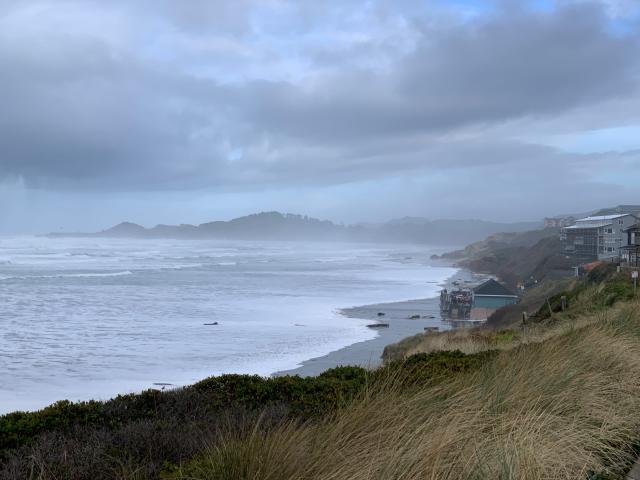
[48,212,540,246]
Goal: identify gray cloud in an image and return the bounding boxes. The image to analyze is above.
[0,0,639,229]
[239,3,639,143]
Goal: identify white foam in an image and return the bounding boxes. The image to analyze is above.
[158,264,203,270]
[0,270,133,280]
[59,270,133,278]
[0,237,455,414]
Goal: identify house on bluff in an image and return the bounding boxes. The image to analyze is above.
[561,214,639,260]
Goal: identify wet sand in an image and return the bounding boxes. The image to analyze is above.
[276,268,488,377]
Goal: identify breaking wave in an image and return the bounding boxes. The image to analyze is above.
[0,271,133,280]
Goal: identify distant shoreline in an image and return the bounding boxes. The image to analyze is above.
[275,267,487,377]
[43,211,541,247]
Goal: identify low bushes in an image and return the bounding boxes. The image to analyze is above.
[0,351,492,479]
[536,265,636,321]
[381,350,497,387]
[193,366,369,416]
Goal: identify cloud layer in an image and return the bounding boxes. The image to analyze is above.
[0,0,639,231]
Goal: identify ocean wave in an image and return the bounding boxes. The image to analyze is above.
[60,271,133,278]
[0,271,133,280]
[158,263,204,270]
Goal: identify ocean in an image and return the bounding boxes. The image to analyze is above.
[0,237,456,413]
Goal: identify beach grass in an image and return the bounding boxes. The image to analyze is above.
[172,300,640,480]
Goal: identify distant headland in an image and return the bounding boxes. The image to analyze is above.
[47,211,541,246]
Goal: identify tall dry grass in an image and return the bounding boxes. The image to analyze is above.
[176,301,640,480]
[392,282,626,359]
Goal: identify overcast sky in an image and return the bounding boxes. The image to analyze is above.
[1,0,639,233]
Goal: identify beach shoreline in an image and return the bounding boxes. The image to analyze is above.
[275,267,488,377]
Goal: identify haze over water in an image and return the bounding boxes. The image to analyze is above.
[0,237,455,413]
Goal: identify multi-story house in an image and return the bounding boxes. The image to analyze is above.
[561,214,639,260]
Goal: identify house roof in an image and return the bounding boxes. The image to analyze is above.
[565,213,638,230]
[564,221,612,230]
[624,223,640,232]
[473,279,517,297]
[580,214,631,221]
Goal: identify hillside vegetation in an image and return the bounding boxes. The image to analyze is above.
[436,227,573,288]
[1,265,640,479]
[0,353,490,479]
[172,265,640,480]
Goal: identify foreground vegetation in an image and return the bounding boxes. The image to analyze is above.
[0,351,491,479]
[1,264,639,479]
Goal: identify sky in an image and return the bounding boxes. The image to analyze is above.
[0,0,639,233]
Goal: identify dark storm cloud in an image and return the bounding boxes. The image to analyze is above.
[243,4,638,142]
[0,33,230,189]
[0,0,638,197]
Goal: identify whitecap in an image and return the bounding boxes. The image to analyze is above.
[0,271,133,280]
[158,263,204,270]
[60,271,133,278]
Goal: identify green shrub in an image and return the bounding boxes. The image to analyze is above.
[535,267,636,321]
[193,370,368,417]
[380,350,497,387]
[493,330,516,344]
[587,264,618,284]
[0,349,496,463]
[0,400,104,451]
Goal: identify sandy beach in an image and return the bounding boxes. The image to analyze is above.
[276,268,488,377]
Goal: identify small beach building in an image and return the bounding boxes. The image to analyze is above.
[473,279,518,309]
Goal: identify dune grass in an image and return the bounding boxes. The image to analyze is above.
[384,270,637,361]
[172,298,640,480]
[0,352,492,479]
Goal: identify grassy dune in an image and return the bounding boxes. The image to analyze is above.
[173,302,640,480]
[173,270,640,480]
